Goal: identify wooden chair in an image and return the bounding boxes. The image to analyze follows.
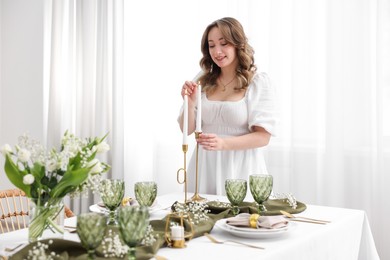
[0,189,74,234]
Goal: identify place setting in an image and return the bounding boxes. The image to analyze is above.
[89,180,164,217]
[212,175,294,239]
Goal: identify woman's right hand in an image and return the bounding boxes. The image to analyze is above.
[181,81,198,105]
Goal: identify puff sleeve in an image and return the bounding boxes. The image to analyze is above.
[247,72,278,136]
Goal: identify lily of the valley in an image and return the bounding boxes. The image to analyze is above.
[17,148,31,162]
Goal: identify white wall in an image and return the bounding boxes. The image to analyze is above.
[0,0,44,190]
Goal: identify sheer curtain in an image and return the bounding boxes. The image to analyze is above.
[43,0,388,258]
[123,0,388,258]
[43,0,124,213]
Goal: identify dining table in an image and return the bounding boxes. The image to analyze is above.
[0,192,380,260]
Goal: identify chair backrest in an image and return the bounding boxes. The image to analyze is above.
[0,189,75,234]
[0,189,29,234]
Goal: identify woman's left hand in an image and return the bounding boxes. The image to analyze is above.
[197,133,223,151]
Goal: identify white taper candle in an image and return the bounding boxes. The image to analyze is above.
[183,94,188,145]
[196,84,202,132]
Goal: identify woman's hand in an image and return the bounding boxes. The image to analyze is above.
[197,133,224,151]
[197,127,271,151]
[181,81,198,106]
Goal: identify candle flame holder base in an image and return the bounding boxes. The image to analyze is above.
[177,144,189,203]
[189,132,206,202]
[190,193,206,202]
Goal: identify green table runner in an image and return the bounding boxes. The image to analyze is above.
[207,198,307,216]
[10,199,305,259]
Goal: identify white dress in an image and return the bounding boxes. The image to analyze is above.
[183,72,277,195]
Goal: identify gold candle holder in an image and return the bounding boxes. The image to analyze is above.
[177,144,189,203]
[190,132,206,202]
[164,211,194,248]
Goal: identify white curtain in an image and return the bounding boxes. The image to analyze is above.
[44,0,389,258]
[123,0,389,259]
[43,0,124,213]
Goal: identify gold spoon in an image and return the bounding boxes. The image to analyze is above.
[204,233,265,250]
[280,210,331,224]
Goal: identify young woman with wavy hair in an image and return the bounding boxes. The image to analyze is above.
[178,17,277,195]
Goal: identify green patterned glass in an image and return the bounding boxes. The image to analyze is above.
[249,174,273,212]
[225,179,247,215]
[118,206,150,260]
[99,179,125,225]
[134,181,157,207]
[77,213,107,259]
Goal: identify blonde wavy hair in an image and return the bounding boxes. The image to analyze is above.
[198,17,257,93]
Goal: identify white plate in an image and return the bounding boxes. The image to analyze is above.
[89,204,110,214]
[89,200,163,214]
[215,219,294,239]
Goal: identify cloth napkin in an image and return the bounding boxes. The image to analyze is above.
[226,213,288,229]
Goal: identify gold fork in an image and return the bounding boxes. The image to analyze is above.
[280,210,331,224]
[204,233,265,250]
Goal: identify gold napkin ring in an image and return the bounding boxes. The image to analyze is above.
[249,214,260,228]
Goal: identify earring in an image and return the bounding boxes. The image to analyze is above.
[210,63,213,73]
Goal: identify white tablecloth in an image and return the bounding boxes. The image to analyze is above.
[0,192,379,260]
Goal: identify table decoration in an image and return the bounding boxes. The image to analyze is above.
[272,192,298,209]
[164,212,194,248]
[204,232,265,249]
[249,174,273,212]
[206,199,307,216]
[279,210,330,224]
[99,179,125,225]
[176,144,189,203]
[135,181,158,207]
[76,213,107,259]
[226,213,288,229]
[7,202,229,259]
[215,218,295,239]
[225,179,247,215]
[118,206,150,260]
[1,131,110,242]
[189,83,207,202]
[190,132,207,203]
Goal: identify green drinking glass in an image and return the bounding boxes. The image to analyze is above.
[225,179,247,215]
[77,212,107,259]
[99,179,125,225]
[134,181,157,207]
[249,174,273,212]
[118,206,150,260]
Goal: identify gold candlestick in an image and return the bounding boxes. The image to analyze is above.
[190,132,206,202]
[177,144,188,202]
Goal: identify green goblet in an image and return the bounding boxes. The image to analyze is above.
[118,206,150,260]
[134,181,157,207]
[77,212,107,259]
[99,179,125,225]
[249,174,273,212]
[225,179,247,215]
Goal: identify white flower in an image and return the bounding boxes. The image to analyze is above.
[46,160,58,172]
[87,158,103,174]
[0,144,12,155]
[95,141,110,153]
[23,174,35,185]
[17,148,31,162]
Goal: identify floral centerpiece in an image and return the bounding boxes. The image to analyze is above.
[1,131,110,241]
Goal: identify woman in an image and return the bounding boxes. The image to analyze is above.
[179,17,277,195]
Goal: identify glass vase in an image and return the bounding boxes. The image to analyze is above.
[28,199,65,242]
